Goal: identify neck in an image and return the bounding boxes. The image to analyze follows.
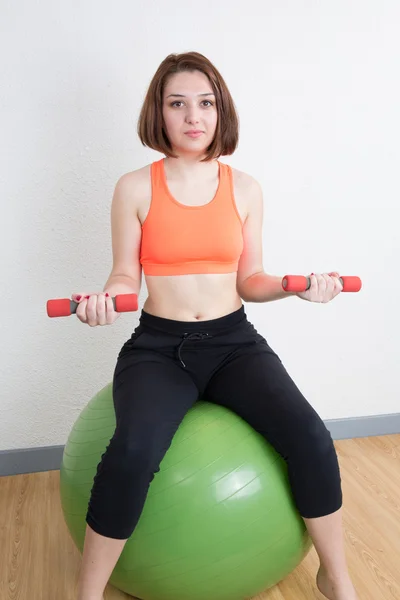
[164,155,218,181]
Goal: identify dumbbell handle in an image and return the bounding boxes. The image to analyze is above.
[282,275,362,293]
[46,293,138,318]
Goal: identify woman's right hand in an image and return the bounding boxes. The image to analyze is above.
[71,292,121,326]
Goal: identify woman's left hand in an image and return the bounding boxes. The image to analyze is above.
[296,272,343,303]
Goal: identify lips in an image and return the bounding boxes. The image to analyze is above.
[185,131,203,138]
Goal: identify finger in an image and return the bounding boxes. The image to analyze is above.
[76,298,88,323]
[322,272,334,290]
[96,293,107,326]
[308,273,318,293]
[105,294,116,324]
[86,295,98,327]
[321,273,334,302]
[332,276,343,295]
[314,273,326,301]
[72,292,88,302]
[326,272,342,294]
[328,272,343,295]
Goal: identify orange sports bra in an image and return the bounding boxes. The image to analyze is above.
[139,158,244,276]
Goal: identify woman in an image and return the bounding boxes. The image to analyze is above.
[73,52,358,600]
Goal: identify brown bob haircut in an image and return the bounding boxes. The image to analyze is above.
[137,52,239,162]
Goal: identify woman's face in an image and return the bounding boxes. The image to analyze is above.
[162,70,218,157]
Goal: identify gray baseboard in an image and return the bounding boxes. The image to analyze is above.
[0,445,65,477]
[325,413,400,441]
[1,413,399,478]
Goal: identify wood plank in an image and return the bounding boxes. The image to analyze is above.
[0,435,399,599]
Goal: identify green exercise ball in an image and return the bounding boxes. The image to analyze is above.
[60,383,312,600]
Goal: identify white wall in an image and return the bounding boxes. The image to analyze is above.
[1,0,399,451]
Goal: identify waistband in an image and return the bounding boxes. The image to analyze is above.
[139,305,247,336]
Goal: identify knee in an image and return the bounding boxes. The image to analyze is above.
[291,413,335,459]
[102,430,156,475]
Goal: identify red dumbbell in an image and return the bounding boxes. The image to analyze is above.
[282,275,362,293]
[46,293,138,318]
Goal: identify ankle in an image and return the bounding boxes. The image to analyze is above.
[319,564,352,585]
[77,592,104,600]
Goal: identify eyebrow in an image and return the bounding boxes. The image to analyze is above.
[166,93,215,98]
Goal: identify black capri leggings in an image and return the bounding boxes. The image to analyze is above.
[86,305,342,539]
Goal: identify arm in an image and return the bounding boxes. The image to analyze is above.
[103,173,143,297]
[236,178,296,303]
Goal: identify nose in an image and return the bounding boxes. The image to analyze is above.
[185,106,201,126]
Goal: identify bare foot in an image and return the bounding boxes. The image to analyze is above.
[316,566,358,600]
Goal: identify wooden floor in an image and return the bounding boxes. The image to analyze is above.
[0,435,399,600]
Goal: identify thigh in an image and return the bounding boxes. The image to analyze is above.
[112,348,199,444]
[204,342,327,459]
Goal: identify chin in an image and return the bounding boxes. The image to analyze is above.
[179,142,210,152]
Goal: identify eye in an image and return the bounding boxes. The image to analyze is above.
[170,100,214,108]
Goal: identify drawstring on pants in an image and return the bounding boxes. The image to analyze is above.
[177,332,212,368]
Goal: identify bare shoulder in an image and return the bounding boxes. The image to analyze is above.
[113,164,152,224]
[230,166,263,221]
[116,163,152,197]
[231,166,256,186]
[231,166,262,197]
